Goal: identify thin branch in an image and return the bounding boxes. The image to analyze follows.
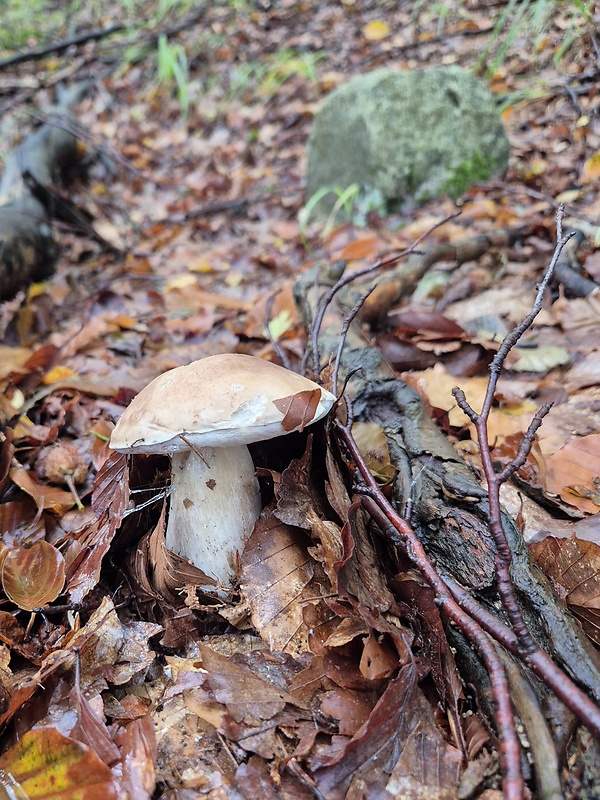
[449,204,600,739]
[332,287,376,396]
[336,423,525,800]
[0,24,126,70]
[264,289,293,371]
[442,574,600,738]
[308,212,461,375]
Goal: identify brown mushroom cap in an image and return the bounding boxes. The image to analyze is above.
[110,354,336,454]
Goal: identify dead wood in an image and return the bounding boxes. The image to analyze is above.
[553,228,598,297]
[0,83,87,301]
[0,25,125,70]
[338,227,525,326]
[293,261,600,702]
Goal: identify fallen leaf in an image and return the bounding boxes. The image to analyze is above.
[509,345,570,373]
[314,663,461,799]
[241,511,320,655]
[531,535,600,645]
[545,434,600,513]
[363,20,391,40]
[1,541,66,611]
[9,466,76,514]
[0,728,118,800]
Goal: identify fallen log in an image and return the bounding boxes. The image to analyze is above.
[0,83,87,301]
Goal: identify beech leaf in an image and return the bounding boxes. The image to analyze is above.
[2,541,66,611]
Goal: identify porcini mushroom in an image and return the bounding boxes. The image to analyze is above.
[109,354,336,587]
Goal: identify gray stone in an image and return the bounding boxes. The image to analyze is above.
[306,66,509,217]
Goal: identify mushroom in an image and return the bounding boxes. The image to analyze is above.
[109,354,336,587]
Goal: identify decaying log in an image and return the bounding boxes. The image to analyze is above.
[293,262,600,701]
[0,84,86,301]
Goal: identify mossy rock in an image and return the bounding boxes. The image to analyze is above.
[306,66,509,217]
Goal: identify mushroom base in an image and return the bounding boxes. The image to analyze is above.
[165,445,261,587]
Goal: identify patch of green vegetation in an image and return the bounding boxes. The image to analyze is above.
[299,184,360,241]
[476,0,593,74]
[0,0,64,50]
[229,49,323,101]
[156,33,191,120]
[440,151,498,199]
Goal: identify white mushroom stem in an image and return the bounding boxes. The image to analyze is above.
[165,445,261,587]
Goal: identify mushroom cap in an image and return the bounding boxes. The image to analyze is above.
[109,354,336,454]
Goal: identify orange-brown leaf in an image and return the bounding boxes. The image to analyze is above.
[2,541,66,611]
[273,388,322,432]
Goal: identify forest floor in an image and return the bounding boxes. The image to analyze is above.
[1,2,600,799]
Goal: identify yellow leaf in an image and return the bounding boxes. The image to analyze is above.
[583,152,600,181]
[0,728,117,800]
[165,273,197,291]
[363,20,390,40]
[266,309,294,341]
[42,366,79,385]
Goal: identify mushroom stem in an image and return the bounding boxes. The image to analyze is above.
[165,445,261,586]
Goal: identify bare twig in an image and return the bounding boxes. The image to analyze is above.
[336,424,525,799]
[451,205,600,739]
[0,24,126,70]
[304,212,461,376]
[264,289,293,371]
[332,287,376,396]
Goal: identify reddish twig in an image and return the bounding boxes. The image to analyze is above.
[442,574,600,738]
[336,424,525,800]
[451,205,600,739]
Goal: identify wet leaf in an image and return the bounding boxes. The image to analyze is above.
[241,511,319,655]
[0,728,117,800]
[1,541,66,611]
[314,664,461,799]
[273,388,323,432]
[509,345,570,373]
[9,466,75,514]
[351,422,396,484]
[545,434,600,514]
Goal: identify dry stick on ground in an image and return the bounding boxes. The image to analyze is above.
[452,206,600,739]
[335,434,524,800]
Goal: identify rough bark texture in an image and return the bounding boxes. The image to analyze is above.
[0,84,86,300]
[293,261,600,701]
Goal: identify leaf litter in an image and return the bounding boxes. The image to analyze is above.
[0,1,600,797]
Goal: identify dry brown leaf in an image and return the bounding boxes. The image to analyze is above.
[545,434,600,514]
[352,422,396,484]
[241,511,319,655]
[113,718,156,800]
[531,535,600,645]
[1,541,66,611]
[0,345,34,381]
[9,465,76,514]
[313,663,461,799]
[273,388,323,432]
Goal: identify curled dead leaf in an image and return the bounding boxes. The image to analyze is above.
[2,540,66,611]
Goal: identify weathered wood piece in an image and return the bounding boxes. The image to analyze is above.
[0,84,86,301]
